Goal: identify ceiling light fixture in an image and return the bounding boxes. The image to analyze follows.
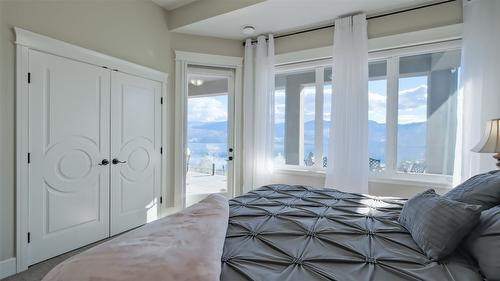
[242,26,255,35]
[190,79,204,86]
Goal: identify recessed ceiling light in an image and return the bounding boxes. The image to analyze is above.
[242,26,255,35]
[190,79,204,86]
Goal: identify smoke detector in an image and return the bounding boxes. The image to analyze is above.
[242,26,256,35]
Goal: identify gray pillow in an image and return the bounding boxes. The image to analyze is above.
[398,189,482,260]
[463,206,500,281]
[444,170,500,210]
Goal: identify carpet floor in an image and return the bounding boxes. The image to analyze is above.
[1,239,110,281]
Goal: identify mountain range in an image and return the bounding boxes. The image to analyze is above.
[188,120,426,162]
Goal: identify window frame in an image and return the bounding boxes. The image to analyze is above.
[275,60,331,170]
[274,40,461,186]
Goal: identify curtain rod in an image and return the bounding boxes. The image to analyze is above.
[242,0,457,46]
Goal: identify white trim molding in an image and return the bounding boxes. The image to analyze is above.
[275,23,462,65]
[175,51,243,68]
[368,23,462,52]
[174,51,243,208]
[0,258,16,279]
[15,27,168,83]
[174,58,188,209]
[15,27,168,273]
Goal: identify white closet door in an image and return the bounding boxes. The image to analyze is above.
[110,71,162,235]
[28,50,111,265]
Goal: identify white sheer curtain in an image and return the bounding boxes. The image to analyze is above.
[325,14,369,194]
[453,0,500,184]
[243,35,275,192]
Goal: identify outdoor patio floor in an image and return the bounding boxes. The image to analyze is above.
[186,171,227,195]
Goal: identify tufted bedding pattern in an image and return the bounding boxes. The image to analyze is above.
[220,184,483,281]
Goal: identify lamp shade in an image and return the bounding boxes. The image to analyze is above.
[472,118,500,153]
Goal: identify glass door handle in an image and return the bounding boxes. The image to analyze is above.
[112,158,127,165]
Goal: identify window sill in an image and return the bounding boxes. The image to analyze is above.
[369,175,452,189]
[273,166,453,189]
[274,166,326,177]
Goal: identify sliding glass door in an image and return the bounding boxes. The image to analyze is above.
[185,67,235,206]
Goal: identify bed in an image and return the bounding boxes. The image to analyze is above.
[42,184,487,281]
[220,184,483,281]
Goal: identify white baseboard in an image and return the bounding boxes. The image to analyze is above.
[0,257,16,279]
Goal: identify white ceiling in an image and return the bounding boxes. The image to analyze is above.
[152,0,198,10]
[173,0,439,39]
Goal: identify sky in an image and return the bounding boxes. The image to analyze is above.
[187,95,228,123]
[397,76,428,124]
[187,75,428,125]
[368,76,428,124]
[275,76,427,125]
[368,80,387,123]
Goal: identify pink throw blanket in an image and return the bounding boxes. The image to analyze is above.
[42,194,229,281]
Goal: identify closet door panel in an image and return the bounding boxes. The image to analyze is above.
[28,50,111,265]
[110,72,161,235]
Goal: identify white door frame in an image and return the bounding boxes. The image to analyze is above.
[185,66,236,205]
[15,27,168,272]
[174,51,243,209]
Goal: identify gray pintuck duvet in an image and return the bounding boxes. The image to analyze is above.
[221,184,483,281]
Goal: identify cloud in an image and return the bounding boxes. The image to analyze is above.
[275,89,286,123]
[368,91,387,124]
[398,85,427,110]
[275,83,428,125]
[188,96,227,123]
[302,87,315,122]
[324,85,332,120]
[398,85,428,123]
[398,112,427,124]
[367,84,428,124]
[273,86,337,123]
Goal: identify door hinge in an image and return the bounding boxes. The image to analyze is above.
[160,196,163,204]
[27,232,31,243]
[28,72,31,84]
[160,147,163,154]
[160,97,163,105]
[27,153,31,164]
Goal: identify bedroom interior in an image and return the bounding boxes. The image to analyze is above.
[0,0,499,280]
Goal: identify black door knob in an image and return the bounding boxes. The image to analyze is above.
[112,158,127,165]
[98,159,109,166]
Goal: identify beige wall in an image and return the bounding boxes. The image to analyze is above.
[0,0,463,264]
[274,0,462,54]
[0,0,243,263]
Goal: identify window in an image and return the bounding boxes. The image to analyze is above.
[274,88,286,166]
[368,61,388,172]
[323,68,332,167]
[302,85,316,164]
[273,44,461,179]
[275,69,317,167]
[396,50,461,175]
[397,75,428,174]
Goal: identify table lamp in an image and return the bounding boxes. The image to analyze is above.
[472,118,500,168]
